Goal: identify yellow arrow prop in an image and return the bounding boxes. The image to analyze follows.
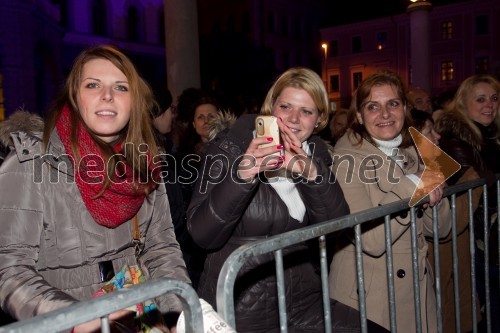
[409,127,461,207]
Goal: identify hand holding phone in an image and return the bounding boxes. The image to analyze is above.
[255,115,282,156]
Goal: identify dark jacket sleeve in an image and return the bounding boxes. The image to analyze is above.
[440,137,482,185]
[296,152,349,223]
[186,144,259,249]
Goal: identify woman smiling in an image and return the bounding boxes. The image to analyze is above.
[329,71,451,332]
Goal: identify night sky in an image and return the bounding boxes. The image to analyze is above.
[324,0,470,27]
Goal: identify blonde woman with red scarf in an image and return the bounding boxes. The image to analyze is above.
[0,45,190,332]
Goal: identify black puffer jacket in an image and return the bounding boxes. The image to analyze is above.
[435,109,499,267]
[435,110,499,185]
[187,114,349,332]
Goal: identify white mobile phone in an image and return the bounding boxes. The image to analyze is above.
[255,115,281,156]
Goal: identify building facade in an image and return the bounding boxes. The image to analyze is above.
[320,0,500,109]
[0,0,330,119]
[197,0,329,110]
[0,0,166,119]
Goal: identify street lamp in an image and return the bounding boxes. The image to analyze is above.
[321,43,328,88]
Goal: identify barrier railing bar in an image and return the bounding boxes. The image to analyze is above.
[274,249,287,333]
[0,279,203,333]
[468,188,478,333]
[482,185,491,333]
[450,194,462,333]
[433,204,443,333]
[319,235,333,333]
[410,207,422,333]
[101,317,110,333]
[384,214,397,333]
[354,224,368,333]
[497,179,500,313]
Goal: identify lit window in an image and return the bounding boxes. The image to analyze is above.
[441,21,452,40]
[441,61,454,81]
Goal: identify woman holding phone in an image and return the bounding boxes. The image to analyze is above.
[187,67,350,332]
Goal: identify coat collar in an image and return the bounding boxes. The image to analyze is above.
[335,129,419,174]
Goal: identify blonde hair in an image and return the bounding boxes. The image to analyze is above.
[443,74,500,144]
[260,67,330,133]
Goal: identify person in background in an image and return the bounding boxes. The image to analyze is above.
[408,86,433,115]
[434,74,500,333]
[410,108,441,145]
[150,88,201,287]
[432,88,457,122]
[187,67,350,332]
[330,71,451,333]
[172,88,221,288]
[175,88,220,159]
[412,107,483,333]
[329,108,350,144]
[0,45,190,332]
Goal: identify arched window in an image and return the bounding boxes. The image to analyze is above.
[92,0,107,35]
[127,6,140,41]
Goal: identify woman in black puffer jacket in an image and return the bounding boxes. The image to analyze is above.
[187,67,351,332]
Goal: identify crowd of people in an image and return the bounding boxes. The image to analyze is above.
[0,44,499,333]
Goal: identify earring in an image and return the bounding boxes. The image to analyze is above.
[315,124,319,128]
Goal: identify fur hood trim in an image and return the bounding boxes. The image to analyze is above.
[434,109,481,151]
[0,110,44,147]
[208,110,238,141]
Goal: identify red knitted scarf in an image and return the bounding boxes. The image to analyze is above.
[56,106,158,228]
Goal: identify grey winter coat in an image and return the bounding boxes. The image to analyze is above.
[0,111,190,320]
[187,114,350,332]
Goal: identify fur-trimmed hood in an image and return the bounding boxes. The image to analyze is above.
[207,110,238,141]
[0,110,44,148]
[434,109,482,151]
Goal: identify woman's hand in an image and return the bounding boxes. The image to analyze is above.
[73,310,136,333]
[426,181,446,207]
[277,117,318,180]
[414,170,446,207]
[237,136,284,182]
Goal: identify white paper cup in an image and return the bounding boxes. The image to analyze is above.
[176,298,237,333]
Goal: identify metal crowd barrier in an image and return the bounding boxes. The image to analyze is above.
[0,278,203,333]
[216,175,500,333]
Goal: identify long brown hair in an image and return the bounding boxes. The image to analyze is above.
[348,70,414,148]
[43,45,159,193]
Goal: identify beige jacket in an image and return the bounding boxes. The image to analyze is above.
[329,130,451,333]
